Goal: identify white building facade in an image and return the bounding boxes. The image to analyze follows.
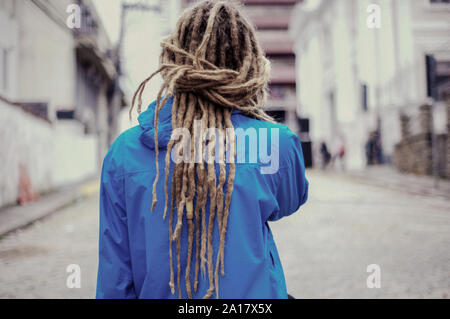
[0,0,121,207]
[291,0,450,169]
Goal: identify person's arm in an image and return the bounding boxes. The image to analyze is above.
[96,149,136,299]
[269,132,309,221]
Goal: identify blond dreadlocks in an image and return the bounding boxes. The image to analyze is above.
[129,0,274,299]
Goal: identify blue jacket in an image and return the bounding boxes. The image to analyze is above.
[96,97,309,299]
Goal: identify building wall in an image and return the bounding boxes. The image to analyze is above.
[394,101,450,178]
[0,0,18,100]
[15,0,77,115]
[0,99,97,207]
[52,120,97,187]
[0,0,120,208]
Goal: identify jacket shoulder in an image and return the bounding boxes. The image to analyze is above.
[258,120,303,170]
[102,125,142,177]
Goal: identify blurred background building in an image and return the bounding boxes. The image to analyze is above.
[180,0,314,165]
[291,0,450,171]
[0,0,124,207]
[0,0,449,210]
[181,0,302,129]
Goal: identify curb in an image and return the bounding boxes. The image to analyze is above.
[0,177,99,238]
[342,170,450,200]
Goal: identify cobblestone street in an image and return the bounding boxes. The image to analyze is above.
[0,170,449,298]
[273,171,450,299]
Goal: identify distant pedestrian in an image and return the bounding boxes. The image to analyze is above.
[365,131,383,165]
[330,136,346,171]
[320,141,331,169]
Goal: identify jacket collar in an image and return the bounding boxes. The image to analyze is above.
[138,96,244,150]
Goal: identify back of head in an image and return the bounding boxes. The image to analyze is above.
[132,0,273,119]
[165,0,264,77]
[130,0,274,299]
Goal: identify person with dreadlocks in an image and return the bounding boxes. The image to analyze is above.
[96,0,308,299]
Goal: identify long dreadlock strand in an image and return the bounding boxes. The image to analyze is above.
[193,104,207,292]
[194,3,225,67]
[215,108,226,238]
[213,107,226,298]
[177,162,189,299]
[163,94,180,220]
[203,103,219,300]
[172,95,196,241]
[152,67,191,212]
[218,109,236,276]
[168,169,177,294]
[198,99,210,279]
[184,96,199,299]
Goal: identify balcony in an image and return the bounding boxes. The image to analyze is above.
[269,64,296,84]
[249,14,290,30]
[258,36,294,55]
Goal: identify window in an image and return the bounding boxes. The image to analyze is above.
[361,84,369,112]
[1,48,9,93]
[425,54,438,100]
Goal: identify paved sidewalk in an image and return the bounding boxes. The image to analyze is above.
[341,166,450,200]
[0,193,100,298]
[0,177,99,237]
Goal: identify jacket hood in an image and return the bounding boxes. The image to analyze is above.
[138,96,246,150]
[138,97,173,149]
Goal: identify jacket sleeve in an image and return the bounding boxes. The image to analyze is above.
[96,149,136,299]
[269,131,309,221]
